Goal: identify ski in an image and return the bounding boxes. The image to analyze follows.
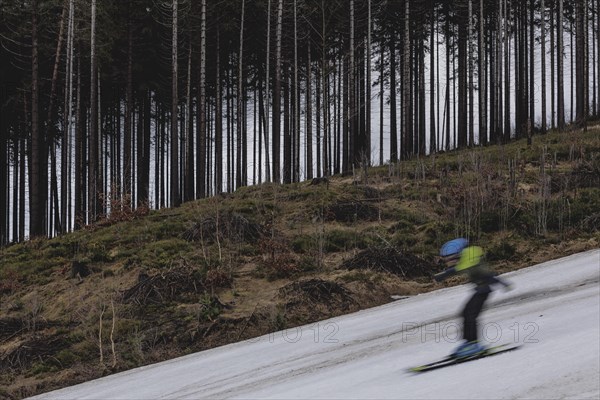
[408,344,521,373]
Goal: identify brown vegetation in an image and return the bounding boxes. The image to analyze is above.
[0,128,599,399]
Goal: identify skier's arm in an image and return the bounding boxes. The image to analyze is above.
[434,267,456,282]
[489,274,512,290]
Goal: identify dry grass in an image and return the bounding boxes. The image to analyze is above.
[0,127,599,398]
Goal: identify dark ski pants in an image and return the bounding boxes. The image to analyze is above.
[462,290,490,342]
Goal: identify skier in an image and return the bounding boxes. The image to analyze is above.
[434,238,511,358]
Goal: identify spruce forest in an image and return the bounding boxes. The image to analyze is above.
[0,0,598,242]
[1,1,600,397]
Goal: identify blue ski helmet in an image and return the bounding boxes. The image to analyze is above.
[440,238,469,257]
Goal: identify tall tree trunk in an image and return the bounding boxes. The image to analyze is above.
[50,141,60,235]
[517,1,527,140]
[468,0,474,146]
[306,40,313,180]
[293,0,299,182]
[457,1,468,148]
[7,138,15,242]
[12,140,18,242]
[445,3,451,150]
[197,0,206,198]
[215,29,223,193]
[226,63,232,192]
[236,0,245,189]
[557,0,565,131]
[98,73,104,216]
[418,42,426,155]
[550,1,555,128]
[504,0,511,141]
[283,65,291,184]
[430,3,436,153]
[490,4,496,143]
[575,0,586,127]
[322,2,329,176]
[112,93,120,212]
[160,108,166,205]
[184,41,194,201]
[541,0,547,133]
[50,13,66,234]
[323,61,332,176]
[366,0,372,163]
[74,50,85,228]
[402,0,411,158]
[322,55,332,176]
[253,87,257,184]
[453,26,457,147]
[379,37,384,164]
[63,0,75,231]
[597,0,599,118]
[124,0,133,206]
[20,97,28,240]
[495,0,503,142]
[258,81,263,183]
[87,0,101,223]
[263,0,272,183]
[171,0,180,206]
[478,0,487,144]
[0,90,6,244]
[570,19,574,122]
[138,91,150,206]
[359,39,366,165]
[30,0,46,237]
[273,0,283,183]
[316,65,321,176]
[334,56,340,174]
[19,137,26,241]
[47,1,67,236]
[528,0,534,144]
[585,0,590,129]
[349,0,357,167]
[342,48,348,171]
[155,106,161,207]
[437,16,441,146]
[390,26,398,161]
[136,99,143,205]
[207,99,212,195]
[89,0,99,222]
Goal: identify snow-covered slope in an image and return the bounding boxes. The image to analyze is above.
[32,250,600,400]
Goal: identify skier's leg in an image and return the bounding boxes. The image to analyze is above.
[462,291,489,342]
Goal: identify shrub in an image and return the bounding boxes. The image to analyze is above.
[341,246,435,279]
[325,201,379,223]
[0,269,21,294]
[324,229,369,252]
[138,239,193,268]
[296,255,319,273]
[258,237,300,280]
[204,268,232,288]
[480,210,502,233]
[570,188,600,225]
[391,232,418,249]
[423,221,455,245]
[486,242,517,261]
[291,234,313,254]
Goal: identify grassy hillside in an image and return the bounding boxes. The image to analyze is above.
[1,127,599,399]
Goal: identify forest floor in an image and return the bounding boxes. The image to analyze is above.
[1,126,599,399]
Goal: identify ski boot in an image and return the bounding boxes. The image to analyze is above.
[451,340,486,359]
